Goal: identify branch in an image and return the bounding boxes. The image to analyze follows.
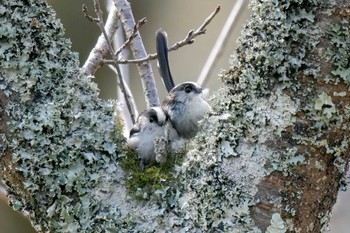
[81,4,119,75]
[110,62,136,124]
[93,0,116,56]
[87,0,135,124]
[0,1,126,231]
[114,17,147,57]
[114,0,160,108]
[103,5,221,65]
[168,5,221,52]
[82,4,98,22]
[197,0,248,86]
[108,64,138,131]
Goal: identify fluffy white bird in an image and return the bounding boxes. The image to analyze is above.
[128,107,179,164]
[162,82,211,139]
[156,29,211,139]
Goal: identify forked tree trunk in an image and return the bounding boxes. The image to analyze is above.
[0,0,349,232]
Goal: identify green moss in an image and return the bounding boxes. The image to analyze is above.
[1,0,348,232]
[120,147,185,201]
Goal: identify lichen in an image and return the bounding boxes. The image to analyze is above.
[325,19,350,85]
[0,0,127,231]
[314,92,336,118]
[168,0,348,232]
[266,213,286,233]
[1,0,348,232]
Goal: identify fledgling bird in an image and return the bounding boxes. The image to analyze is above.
[127,107,179,164]
[162,82,211,139]
[156,29,211,139]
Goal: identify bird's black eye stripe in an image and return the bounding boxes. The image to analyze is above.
[148,110,158,123]
[149,116,157,123]
[184,84,193,93]
[129,127,140,137]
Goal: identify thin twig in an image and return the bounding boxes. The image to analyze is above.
[93,0,116,55]
[103,54,157,65]
[168,5,221,52]
[197,1,247,86]
[115,17,147,57]
[108,64,138,125]
[91,0,136,123]
[103,5,221,65]
[82,4,98,22]
[82,4,119,75]
[109,64,136,124]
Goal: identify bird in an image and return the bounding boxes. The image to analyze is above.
[127,107,178,164]
[162,82,211,139]
[156,29,211,139]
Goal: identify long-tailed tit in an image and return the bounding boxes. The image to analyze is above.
[156,29,211,139]
[127,107,179,164]
[162,82,211,139]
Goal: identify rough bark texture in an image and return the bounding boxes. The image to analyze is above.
[0,1,125,231]
[0,0,349,232]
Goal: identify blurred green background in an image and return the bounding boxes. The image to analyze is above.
[0,1,349,232]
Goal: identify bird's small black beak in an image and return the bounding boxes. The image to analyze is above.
[196,87,204,94]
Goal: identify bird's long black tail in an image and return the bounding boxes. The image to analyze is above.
[156,29,175,92]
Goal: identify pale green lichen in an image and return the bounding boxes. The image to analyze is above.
[1,0,348,232]
[325,19,350,85]
[1,0,127,231]
[266,213,286,233]
[319,211,331,232]
[175,0,347,232]
[314,92,336,118]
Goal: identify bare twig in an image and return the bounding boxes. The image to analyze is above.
[197,1,248,86]
[108,64,138,126]
[93,0,116,56]
[89,0,136,124]
[82,4,98,22]
[82,4,119,75]
[115,17,147,57]
[103,5,221,65]
[168,5,221,52]
[103,54,157,65]
[109,63,136,124]
[115,22,134,132]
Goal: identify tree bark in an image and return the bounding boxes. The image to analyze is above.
[0,0,349,232]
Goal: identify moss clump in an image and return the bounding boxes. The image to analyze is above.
[120,148,185,201]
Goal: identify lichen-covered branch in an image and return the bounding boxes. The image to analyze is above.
[0,0,126,231]
[0,0,350,232]
[185,0,350,232]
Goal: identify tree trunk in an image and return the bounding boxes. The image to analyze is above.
[0,0,349,232]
